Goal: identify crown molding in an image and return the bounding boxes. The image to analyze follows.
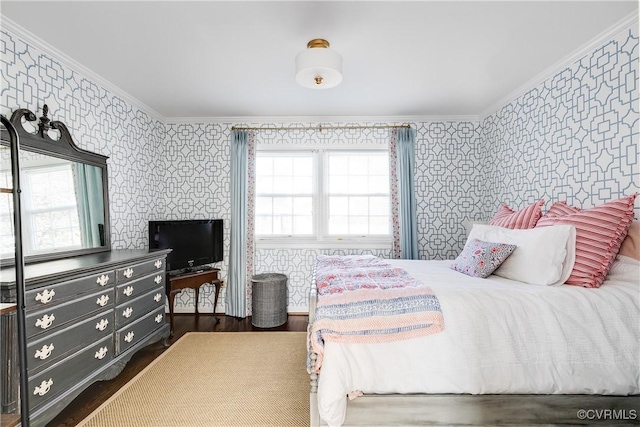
[0,15,480,127]
[0,15,167,123]
[5,7,632,127]
[166,114,480,125]
[480,11,639,120]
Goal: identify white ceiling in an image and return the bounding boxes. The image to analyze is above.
[1,1,638,120]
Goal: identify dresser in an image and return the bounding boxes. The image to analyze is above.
[0,249,171,427]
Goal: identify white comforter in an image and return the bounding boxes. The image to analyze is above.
[316,256,640,427]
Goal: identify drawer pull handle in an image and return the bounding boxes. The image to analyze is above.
[35,289,55,304]
[154,275,162,284]
[95,346,108,360]
[122,307,133,318]
[34,344,55,360]
[123,286,134,297]
[154,259,162,269]
[124,331,135,343]
[155,314,163,323]
[153,293,162,303]
[123,268,134,279]
[96,274,110,287]
[33,379,53,396]
[96,318,109,331]
[35,314,55,330]
[96,294,110,307]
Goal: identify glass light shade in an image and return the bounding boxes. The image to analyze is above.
[295,47,343,89]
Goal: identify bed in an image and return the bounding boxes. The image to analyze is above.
[307,215,640,426]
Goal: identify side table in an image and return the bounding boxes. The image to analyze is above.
[166,269,221,336]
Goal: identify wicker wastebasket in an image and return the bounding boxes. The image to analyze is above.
[251,273,288,328]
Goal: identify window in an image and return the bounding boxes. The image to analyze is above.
[1,164,83,258]
[326,151,390,235]
[255,147,390,247]
[255,152,315,236]
[0,169,14,258]
[22,164,82,254]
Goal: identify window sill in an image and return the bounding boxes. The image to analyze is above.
[255,238,392,250]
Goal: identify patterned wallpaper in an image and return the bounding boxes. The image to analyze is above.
[0,29,166,253]
[158,123,232,313]
[414,122,484,260]
[161,123,485,312]
[481,26,639,219]
[2,21,637,314]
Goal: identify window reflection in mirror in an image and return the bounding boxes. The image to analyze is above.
[0,147,105,259]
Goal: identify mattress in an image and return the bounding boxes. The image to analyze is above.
[315,256,640,427]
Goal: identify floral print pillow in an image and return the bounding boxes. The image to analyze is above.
[451,239,517,278]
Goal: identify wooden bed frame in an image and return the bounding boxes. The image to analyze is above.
[308,290,639,426]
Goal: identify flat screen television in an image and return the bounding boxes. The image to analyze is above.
[148,219,223,272]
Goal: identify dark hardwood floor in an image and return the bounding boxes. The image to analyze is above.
[1,314,308,427]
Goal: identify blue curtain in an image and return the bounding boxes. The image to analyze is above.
[73,163,104,247]
[396,128,419,259]
[228,130,249,317]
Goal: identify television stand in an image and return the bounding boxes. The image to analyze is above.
[170,265,214,276]
[192,265,213,272]
[166,269,221,336]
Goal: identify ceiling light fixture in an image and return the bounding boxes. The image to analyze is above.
[295,39,342,89]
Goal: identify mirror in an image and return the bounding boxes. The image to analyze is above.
[0,105,110,264]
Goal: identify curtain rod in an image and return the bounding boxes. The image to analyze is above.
[230,123,411,131]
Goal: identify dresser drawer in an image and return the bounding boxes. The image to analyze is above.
[116,257,165,284]
[115,287,164,327]
[27,309,114,374]
[116,306,165,355]
[26,289,114,339]
[116,272,164,305]
[28,335,113,411]
[25,270,114,311]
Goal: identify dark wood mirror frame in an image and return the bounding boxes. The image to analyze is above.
[0,105,111,265]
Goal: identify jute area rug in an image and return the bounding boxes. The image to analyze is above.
[78,332,309,427]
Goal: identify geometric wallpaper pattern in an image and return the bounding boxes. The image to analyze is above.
[481,27,639,220]
[161,123,485,312]
[158,120,488,311]
[159,123,232,313]
[2,22,638,313]
[414,121,484,260]
[0,29,166,253]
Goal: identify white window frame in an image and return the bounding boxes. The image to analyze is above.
[255,149,317,238]
[21,164,82,255]
[255,144,392,250]
[0,170,15,259]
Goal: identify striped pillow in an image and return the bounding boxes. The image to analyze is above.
[536,194,637,288]
[618,220,640,261]
[489,200,545,229]
[542,201,578,217]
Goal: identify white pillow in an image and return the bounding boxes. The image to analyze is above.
[467,224,576,286]
[463,220,488,238]
[605,255,640,284]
